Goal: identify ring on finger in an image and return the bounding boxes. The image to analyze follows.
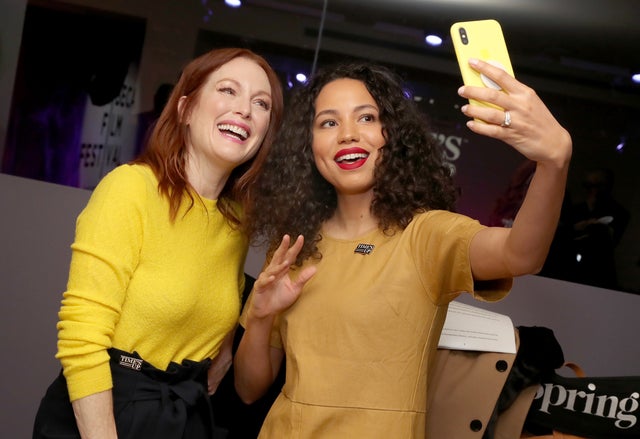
[501,110,512,128]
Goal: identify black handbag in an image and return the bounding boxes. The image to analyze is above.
[524,362,640,439]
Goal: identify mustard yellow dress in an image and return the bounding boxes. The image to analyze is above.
[245,210,511,438]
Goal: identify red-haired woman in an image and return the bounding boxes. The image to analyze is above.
[33,48,283,439]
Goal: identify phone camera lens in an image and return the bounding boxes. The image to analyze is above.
[459,27,468,45]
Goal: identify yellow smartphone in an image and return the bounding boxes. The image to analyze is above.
[450,19,514,110]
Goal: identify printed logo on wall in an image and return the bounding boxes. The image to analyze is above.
[2,2,145,189]
[79,64,140,189]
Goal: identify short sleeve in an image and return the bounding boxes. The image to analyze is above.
[409,211,512,305]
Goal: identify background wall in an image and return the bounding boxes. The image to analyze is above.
[1,174,91,437]
[1,1,639,437]
[2,165,640,438]
[3,0,639,293]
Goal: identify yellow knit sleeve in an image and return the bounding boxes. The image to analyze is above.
[56,165,149,401]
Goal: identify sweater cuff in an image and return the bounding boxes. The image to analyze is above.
[62,356,113,402]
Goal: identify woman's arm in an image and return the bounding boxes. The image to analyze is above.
[458,58,572,280]
[58,167,146,433]
[233,235,316,403]
[71,390,118,439]
[207,329,235,395]
[234,315,285,404]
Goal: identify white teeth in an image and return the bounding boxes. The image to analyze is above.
[336,153,368,162]
[218,123,248,140]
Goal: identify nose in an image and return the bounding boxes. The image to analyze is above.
[234,98,251,119]
[338,122,359,143]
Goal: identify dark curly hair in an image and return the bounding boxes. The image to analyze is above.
[245,61,458,264]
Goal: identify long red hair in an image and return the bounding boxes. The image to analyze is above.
[135,48,283,224]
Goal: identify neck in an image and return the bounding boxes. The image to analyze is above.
[324,192,378,239]
[184,154,229,200]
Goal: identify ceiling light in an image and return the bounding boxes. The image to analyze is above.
[225,0,241,7]
[424,34,443,46]
[632,73,640,84]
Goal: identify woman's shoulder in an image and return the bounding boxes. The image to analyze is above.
[87,164,158,209]
[103,163,154,182]
[409,209,483,233]
[412,209,466,223]
[95,164,156,191]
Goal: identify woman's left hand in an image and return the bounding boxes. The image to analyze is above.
[457,58,571,167]
[207,331,234,395]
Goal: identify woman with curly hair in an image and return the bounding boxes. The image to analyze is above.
[235,59,571,437]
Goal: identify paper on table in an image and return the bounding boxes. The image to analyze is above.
[438,300,517,353]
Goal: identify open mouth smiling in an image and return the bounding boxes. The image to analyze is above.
[335,152,369,164]
[334,148,370,170]
[218,123,249,141]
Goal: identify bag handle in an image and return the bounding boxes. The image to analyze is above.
[522,427,587,438]
[562,362,585,378]
[552,431,586,438]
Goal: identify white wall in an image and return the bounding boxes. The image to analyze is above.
[2,173,639,437]
[0,174,91,437]
[456,276,640,377]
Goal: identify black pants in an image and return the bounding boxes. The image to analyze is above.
[33,349,226,439]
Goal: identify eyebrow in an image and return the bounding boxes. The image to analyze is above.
[314,104,378,120]
[216,77,272,99]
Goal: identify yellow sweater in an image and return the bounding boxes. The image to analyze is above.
[57,164,246,401]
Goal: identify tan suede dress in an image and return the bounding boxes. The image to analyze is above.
[243,210,511,438]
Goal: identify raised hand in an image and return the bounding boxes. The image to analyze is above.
[249,235,317,320]
[459,58,572,280]
[457,58,571,167]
